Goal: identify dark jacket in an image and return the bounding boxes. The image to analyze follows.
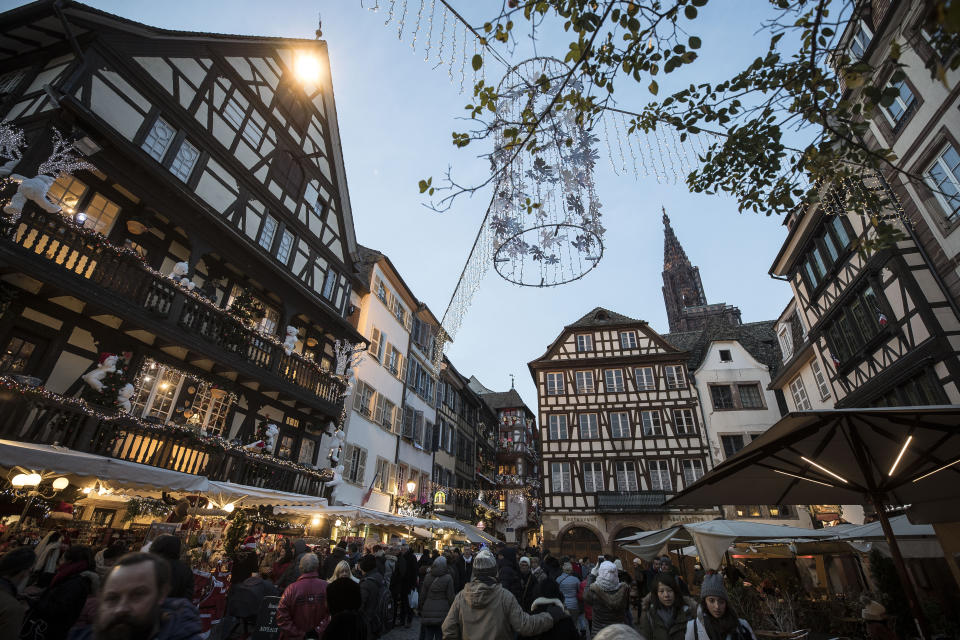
[518,570,538,613]
[454,555,473,591]
[279,540,309,591]
[322,547,347,582]
[497,548,522,602]
[529,597,578,640]
[583,583,630,634]
[227,575,279,619]
[276,571,330,640]
[150,535,193,600]
[326,577,361,617]
[359,571,385,635]
[67,597,202,640]
[0,576,27,636]
[401,549,418,591]
[418,558,455,626]
[638,593,698,640]
[21,569,96,640]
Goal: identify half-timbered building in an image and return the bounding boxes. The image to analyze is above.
[0,2,364,498]
[529,307,714,558]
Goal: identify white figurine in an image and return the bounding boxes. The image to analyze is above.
[168,261,195,291]
[3,174,61,217]
[282,326,298,356]
[244,423,280,454]
[81,354,118,393]
[116,383,135,412]
[327,464,345,504]
[0,158,18,178]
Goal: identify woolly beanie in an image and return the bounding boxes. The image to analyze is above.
[700,573,728,601]
[473,549,497,571]
[596,560,619,591]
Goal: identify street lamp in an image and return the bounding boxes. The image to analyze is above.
[6,468,70,533]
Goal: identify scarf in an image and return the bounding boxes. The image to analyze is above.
[656,604,676,628]
[50,561,88,588]
[702,609,740,640]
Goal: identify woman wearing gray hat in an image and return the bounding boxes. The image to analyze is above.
[684,574,757,640]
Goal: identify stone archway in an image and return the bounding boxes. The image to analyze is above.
[559,526,603,562]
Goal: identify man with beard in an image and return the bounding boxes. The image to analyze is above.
[69,552,201,640]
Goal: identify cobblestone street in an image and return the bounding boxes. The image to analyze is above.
[382,617,422,640]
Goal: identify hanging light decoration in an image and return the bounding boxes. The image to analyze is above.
[490,57,605,287]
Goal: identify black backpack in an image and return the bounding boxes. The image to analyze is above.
[366,576,394,637]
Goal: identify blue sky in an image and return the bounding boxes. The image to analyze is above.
[27,0,793,410]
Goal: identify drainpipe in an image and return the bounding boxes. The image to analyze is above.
[392,317,416,512]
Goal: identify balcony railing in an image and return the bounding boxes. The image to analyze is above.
[0,385,325,496]
[497,440,538,460]
[3,208,347,410]
[595,491,672,513]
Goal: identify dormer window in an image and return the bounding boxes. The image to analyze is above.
[576,334,593,352]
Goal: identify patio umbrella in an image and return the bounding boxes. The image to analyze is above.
[665,406,960,640]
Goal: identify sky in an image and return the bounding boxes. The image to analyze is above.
[16,0,795,411]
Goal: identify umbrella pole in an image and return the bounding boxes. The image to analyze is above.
[870,495,930,640]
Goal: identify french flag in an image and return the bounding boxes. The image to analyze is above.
[830,353,841,368]
[878,312,888,327]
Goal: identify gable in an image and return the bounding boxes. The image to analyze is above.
[535,322,681,364]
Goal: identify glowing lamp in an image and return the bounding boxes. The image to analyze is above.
[334,518,343,528]
[74,212,87,225]
[11,474,28,488]
[406,480,416,494]
[294,53,322,84]
[52,477,69,491]
[223,503,235,513]
[24,473,41,488]
[311,516,321,527]
[82,486,93,494]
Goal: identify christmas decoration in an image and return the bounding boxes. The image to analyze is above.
[87,352,132,409]
[168,261,196,291]
[116,383,135,413]
[223,509,249,556]
[326,463,344,504]
[3,129,93,221]
[282,325,298,356]
[121,496,172,522]
[0,121,25,177]
[229,288,265,327]
[81,353,118,393]
[244,423,279,455]
[395,495,434,518]
[37,129,94,176]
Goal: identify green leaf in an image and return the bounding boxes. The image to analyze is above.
[684,5,697,19]
[689,36,701,49]
[418,178,432,194]
[648,80,659,95]
[472,54,483,71]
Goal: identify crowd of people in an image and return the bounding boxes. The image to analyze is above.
[0,530,762,640]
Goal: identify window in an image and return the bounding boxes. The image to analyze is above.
[548,414,568,440]
[576,334,593,352]
[882,80,916,127]
[0,335,39,373]
[142,117,175,161]
[799,209,854,290]
[681,459,705,486]
[849,20,872,59]
[672,408,696,434]
[615,461,639,491]
[259,215,278,251]
[738,384,764,409]
[551,462,571,492]
[46,175,88,212]
[619,331,637,349]
[710,385,735,410]
[276,229,295,264]
[736,505,764,518]
[634,367,655,390]
[343,444,367,484]
[575,371,595,393]
[271,150,304,196]
[664,365,686,389]
[128,359,234,434]
[321,269,337,300]
[82,193,120,235]
[368,328,383,361]
[90,508,116,527]
[789,375,812,410]
[925,144,960,221]
[578,413,599,439]
[372,458,390,492]
[641,410,663,436]
[379,397,396,430]
[222,94,246,130]
[721,434,745,459]
[546,372,565,395]
[824,285,886,364]
[719,349,732,362]
[169,140,200,182]
[583,462,604,493]
[604,369,625,392]
[777,324,794,360]
[386,345,403,376]
[352,380,375,418]
[413,411,425,448]
[375,278,388,304]
[649,460,672,491]
[609,412,630,438]
[0,68,27,95]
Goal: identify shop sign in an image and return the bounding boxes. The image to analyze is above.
[251,596,281,640]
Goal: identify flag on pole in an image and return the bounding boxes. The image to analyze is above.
[360,470,379,506]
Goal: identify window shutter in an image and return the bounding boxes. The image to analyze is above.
[356,449,367,483]
[402,406,414,438]
[369,329,382,360]
[432,421,441,451]
[414,411,424,446]
[342,443,354,480]
[373,394,386,424]
[388,463,397,494]
[352,385,363,412]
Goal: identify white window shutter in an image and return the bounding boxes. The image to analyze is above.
[357,449,367,483]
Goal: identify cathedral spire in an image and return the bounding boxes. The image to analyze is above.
[662,206,691,271]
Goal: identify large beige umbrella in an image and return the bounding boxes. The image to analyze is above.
[665,407,960,640]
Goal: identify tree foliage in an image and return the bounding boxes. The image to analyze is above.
[425,0,960,219]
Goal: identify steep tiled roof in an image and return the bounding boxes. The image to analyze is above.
[664,319,782,374]
[478,389,527,410]
[568,307,642,329]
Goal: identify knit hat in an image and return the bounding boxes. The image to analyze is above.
[473,549,497,571]
[596,560,619,591]
[519,556,531,566]
[700,573,728,601]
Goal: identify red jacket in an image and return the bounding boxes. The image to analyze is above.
[276,571,330,640]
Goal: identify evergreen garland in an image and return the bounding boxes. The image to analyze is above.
[226,290,265,351]
[121,496,172,522]
[223,510,250,556]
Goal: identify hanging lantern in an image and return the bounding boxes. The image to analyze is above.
[490,57,605,287]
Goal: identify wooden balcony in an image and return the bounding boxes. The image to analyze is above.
[0,387,325,495]
[0,207,347,413]
[595,491,672,513]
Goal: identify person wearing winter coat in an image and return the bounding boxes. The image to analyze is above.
[441,549,557,640]
[496,546,522,602]
[276,553,330,640]
[149,535,193,600]
[637,574,698,640]
[556,562,581,618]
[517,557,538,612]
[419,555,455,640]
[327,562,362,617]
[279,539,310,590]
[322,545,347,581]
[358,555,387,638]
[528,578,579,640]
[21,545,97,640]
[684,575,757,640]
[454,547,474,592]
[584,561,631,635]
[0,547,34,633]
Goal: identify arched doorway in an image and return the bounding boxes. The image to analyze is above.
[559,526,603,561]
[614,526,644,568]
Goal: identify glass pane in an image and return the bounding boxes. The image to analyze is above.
[169,140,200,182]
[46,175,88,211]
[142,118,175,161]
[830,216,850,248]
[83,194,120,235]
[738,384,763,408]
[0,336,35,373]
[259,215,278,250]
